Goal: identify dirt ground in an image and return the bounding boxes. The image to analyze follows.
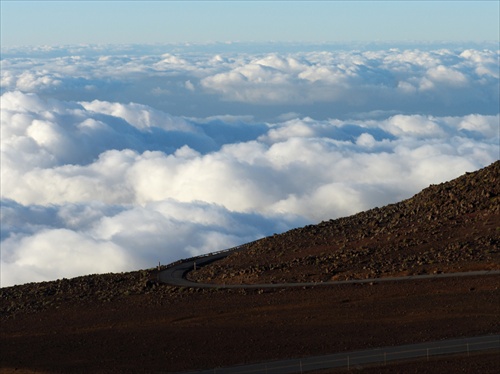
[1,274,498,373]
[2,153,498,374]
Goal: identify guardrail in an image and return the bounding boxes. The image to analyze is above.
[159,241,500,289]
[175,334,500,374]
[162,238,263,271]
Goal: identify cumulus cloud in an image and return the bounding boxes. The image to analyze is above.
[2,46,498,120]
[1,197,304,287]
[199,48,499,117]
[1,44,499,286]
[2,229,131,287]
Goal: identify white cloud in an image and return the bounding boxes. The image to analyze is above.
[3,93,497,214]
[1,229,132,287]
[1,197,304,287]
[356,133,377,148]
[1,44,499,287]
[382,115,447,138]
[80,100,195,132]
[425,65,468,87]
[199,48,499,112]
[3,47,497,120]
[185,80,195,91]
[456,114,499,138]
[15,71,63,91]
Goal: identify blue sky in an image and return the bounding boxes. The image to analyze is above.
[1,1,499,46]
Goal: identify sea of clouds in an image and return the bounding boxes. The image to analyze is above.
[1,43,499,286]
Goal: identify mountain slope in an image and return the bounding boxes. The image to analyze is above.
[188,160,500,285]
[1,162,499,374]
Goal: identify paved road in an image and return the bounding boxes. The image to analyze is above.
[173,334,500,374]
[158,249,500,288]
[159,250,500,373]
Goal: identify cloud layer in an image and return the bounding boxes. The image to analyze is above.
[2,45,498,120]
[1,44,499,286]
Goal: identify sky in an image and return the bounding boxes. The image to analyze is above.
[1,1,499,287]
[1,1,499,46]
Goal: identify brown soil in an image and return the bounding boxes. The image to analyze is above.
[1,161,499,373]
[1,274,499,373]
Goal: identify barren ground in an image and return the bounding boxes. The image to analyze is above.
[1,273,499,373]
[1,162,499,373]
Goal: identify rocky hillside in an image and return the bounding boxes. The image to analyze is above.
[2,161,498,318]
[1,162,499,374]
[188,160,500,285]
[0,268,170,318]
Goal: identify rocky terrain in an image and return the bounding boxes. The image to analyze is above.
[188,161,500,285]
[0,268,164,318]
[1,161,499,373]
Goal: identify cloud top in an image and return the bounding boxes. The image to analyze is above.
[1,45,499,287]
[2,46,498,120]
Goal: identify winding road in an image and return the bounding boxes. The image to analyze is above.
[158,247,500,288]
[159,249,500,373]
